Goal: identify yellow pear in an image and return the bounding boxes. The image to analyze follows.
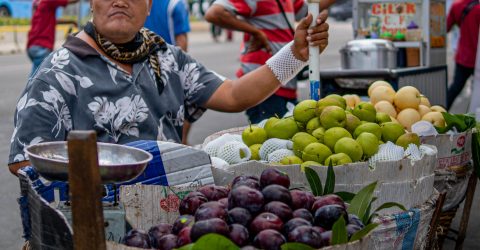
[343,94,357,108]
[396,108,421,131]
[353,95,362,106]
[430,105,447,113]
[370,86,396,105]
[418,105,432,117]
[422,112,446,127]
[420,96,431,107]
[368,80,393,97]
[374,101,397,118]
[393,86,421,110]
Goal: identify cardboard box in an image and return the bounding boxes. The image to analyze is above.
[406,48,420,67]
[212,148,437,215]
[420,131,472,170]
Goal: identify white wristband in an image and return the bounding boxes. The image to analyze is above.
[266,41,308,85]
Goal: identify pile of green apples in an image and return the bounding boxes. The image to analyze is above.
[241,94,421,167]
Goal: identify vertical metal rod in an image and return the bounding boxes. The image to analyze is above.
[308,1,320,100]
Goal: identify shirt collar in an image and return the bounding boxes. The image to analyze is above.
[63,35,100,58]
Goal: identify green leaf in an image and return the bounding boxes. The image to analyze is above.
[348,181,377,223]
[349,223,379,242]
[305,167,323,196]
[191,234,240,250]
[281,242,315,250]
[331,216,348,245]
[324,161,335,195]
[335,191,356,203]
[175,244,194,250]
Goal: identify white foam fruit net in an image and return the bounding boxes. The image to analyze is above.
[259,138,293,161]
[268,149,295,163]
[405,144,422,161]
[369,142,437,167]
[210,157,230,170]
[369,142,404,167]
[203,133,240,157]
[217,141,251,165]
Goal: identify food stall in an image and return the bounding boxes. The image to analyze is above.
[319,0,448,107]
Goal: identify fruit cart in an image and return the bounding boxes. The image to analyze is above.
[318,0,448,107]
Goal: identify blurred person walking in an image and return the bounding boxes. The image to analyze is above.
[446,0,480,109]
[205,0,335,123]
[144,0,190,51]
[27,0,79,76]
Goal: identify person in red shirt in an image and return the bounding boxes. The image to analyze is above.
[446,0,480,109]
[27,0,78,76]
[205,0,335,123]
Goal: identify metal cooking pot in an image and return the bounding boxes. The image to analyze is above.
[340,39,397,70]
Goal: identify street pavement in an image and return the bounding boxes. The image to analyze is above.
[0,20,478,249]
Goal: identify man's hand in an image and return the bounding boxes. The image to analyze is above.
[247,30,272,53]
[292,10,329,61]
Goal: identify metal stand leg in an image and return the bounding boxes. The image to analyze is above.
[454,174,477,250]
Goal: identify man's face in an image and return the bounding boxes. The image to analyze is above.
[90,0,152,43]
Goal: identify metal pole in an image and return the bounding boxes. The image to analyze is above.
[308,0,321,100]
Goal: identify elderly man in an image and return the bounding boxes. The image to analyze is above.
[8,0,329,175]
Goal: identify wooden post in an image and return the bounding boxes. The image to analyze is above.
[426,191,446,250]
[455,174,477,250]
[67,131,106,250]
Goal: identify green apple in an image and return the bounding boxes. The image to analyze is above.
[381,122,406,142]
[325,153,352,166]
[249,144,262,160]
[353,122,382,140]
[312,127,326,143]
[325,94,347,109]
[306,117,321,134]
[356,132,379,158]
[265,117,299,139]
[294,100,318,123]
[324,127,352,150]
[376,112,392,124]
[242,125,268,146]
[345,113,361,134]
[334,137,363,162]
[396,132,420,149]
[302,142,332,164]
[280,155,304,165]
[316,97,344,117]
[292,132,318,157]
[300,161,323,172]
[320,106,346,129]
[264,117,279,132]
[353,102,377,122]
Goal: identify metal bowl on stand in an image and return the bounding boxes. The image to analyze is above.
[340,39,398,70]
[25,141,153,184]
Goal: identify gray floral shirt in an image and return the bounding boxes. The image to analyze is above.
[9,36,224,164]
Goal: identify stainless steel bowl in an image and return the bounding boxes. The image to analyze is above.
[340,39,397,70]
[25,141,153,184]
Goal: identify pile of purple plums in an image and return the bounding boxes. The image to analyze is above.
[123,168,364,250]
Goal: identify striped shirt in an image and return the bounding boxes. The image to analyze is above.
[213,0,307,98]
